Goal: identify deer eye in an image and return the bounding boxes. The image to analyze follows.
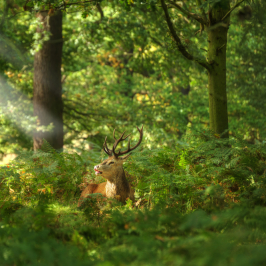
[108,161,114,165]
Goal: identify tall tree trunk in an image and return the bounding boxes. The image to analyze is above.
[160,0,233,138]
[207,2,230,138]
[33,11,63,150]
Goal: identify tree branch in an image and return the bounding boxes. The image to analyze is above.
[161,0,192,59]
[56,1,94,9]
[196,0,208,22]
[64,101,111,117]
[221,0,245,21]
[160,0,211,71]
[64,99,88,109]
[168,1,207,25]
[96,2,104,21]
[23,0,94,12]
[64,105,96,117]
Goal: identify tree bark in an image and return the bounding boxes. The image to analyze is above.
[207,2,230,138]
[161,0,233,138]
[33,11,63,150]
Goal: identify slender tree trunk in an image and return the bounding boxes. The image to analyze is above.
[207,2,230,138]
[33,11,63,150]
[160,0,232,138]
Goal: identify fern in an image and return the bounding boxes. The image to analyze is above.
[1,132,266,265]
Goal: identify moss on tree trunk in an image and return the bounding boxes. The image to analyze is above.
[207,1,230,138]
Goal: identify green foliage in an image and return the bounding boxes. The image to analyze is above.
[122,131,266,213]
[0,140,99,206]
[0,134,266,265]
[1,0,266,155]
[1,1,266,264]
[0,227,88,266]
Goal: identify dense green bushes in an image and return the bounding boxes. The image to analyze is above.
[0,133,266,265]
[1,202,266,265]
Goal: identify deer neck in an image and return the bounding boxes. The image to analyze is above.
[105,167,130,200]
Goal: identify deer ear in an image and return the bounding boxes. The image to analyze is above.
[119,153,131,161]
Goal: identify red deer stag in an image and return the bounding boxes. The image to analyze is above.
[78,125,143,207]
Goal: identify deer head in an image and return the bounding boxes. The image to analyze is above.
[94,125,143,182]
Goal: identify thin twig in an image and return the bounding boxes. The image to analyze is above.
[24,0,94,12]
[217,43,226,51]
[168,1,207,25]
[64,105,99,116]
[221,0,245,21]
[57,0,94,8]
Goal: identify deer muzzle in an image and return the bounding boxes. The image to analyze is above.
[94,165,102,175]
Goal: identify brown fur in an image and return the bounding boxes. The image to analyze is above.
[78,126,142,207]
[78,182,107,207]
[78,156,134,207]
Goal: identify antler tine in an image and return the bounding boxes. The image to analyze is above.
[116,135,131,155]
[113,128,117,141]
[103,136,113,157]
[112,128,131,155]
[123,133,131,140]
[113,125,143,157]
[113,129,131,142]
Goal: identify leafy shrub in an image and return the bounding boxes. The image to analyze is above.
[125,131,266,212]
[1,133,266,265]
[0,141,103,212]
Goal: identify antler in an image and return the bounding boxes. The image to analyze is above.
[103,125,143,158]
[103,136,113,157]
